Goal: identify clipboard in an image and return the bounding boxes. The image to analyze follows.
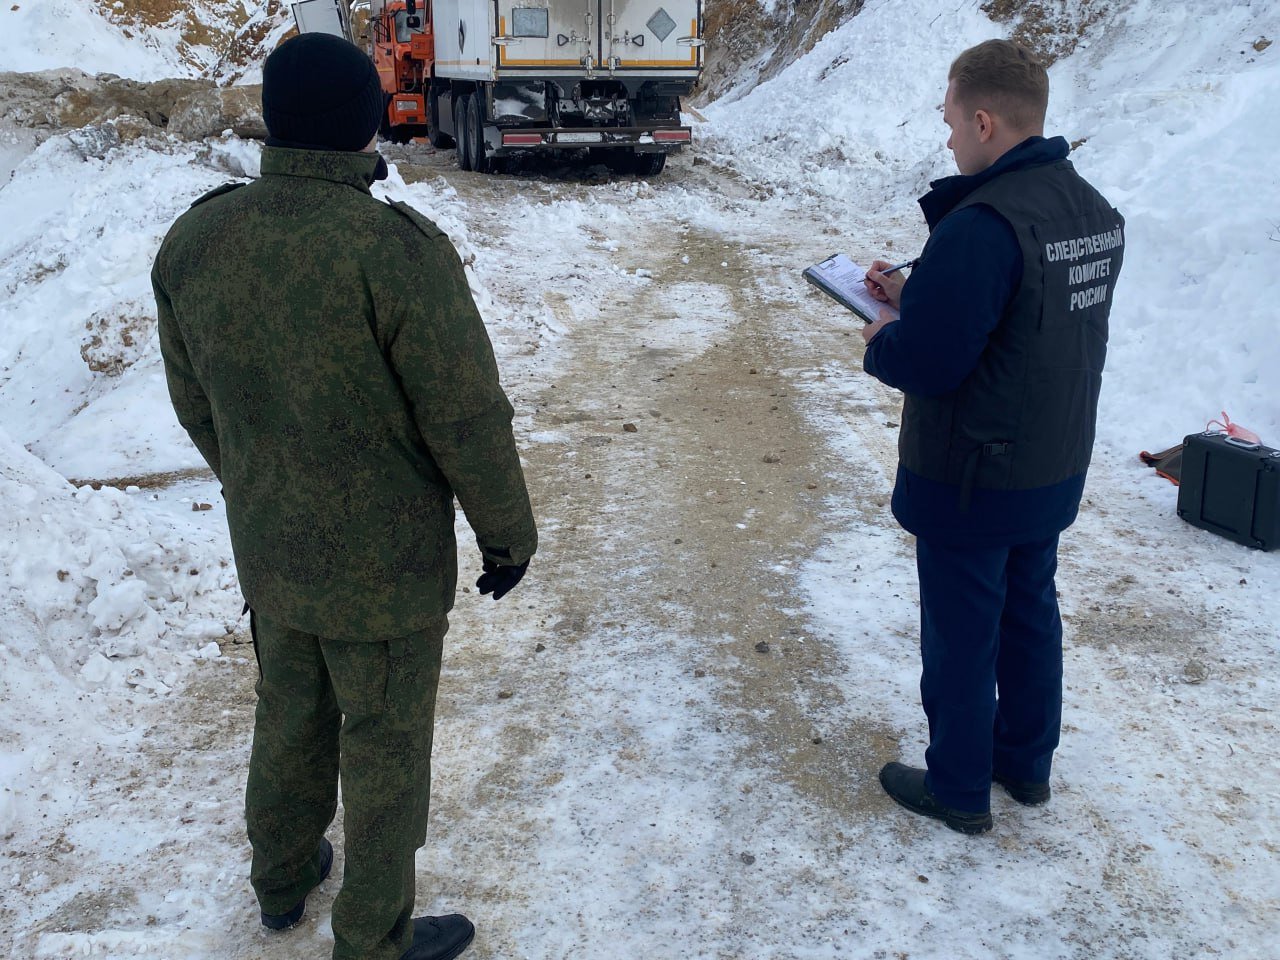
[803,253,901,325]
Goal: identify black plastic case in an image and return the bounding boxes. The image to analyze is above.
[1177,431,1280,551]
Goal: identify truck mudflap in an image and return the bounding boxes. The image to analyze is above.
[490,125,692,153]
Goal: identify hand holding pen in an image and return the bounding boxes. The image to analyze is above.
[863,257,917,310]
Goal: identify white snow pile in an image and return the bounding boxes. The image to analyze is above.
[0,133,233,790]
[0,424,234,665]
[703,0,1280,450]
[0,130,251,847]
[0,424,238,833]
[1,130,245,479]
[0,0,293,82]
[2,0,201,80]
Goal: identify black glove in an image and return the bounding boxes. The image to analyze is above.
[475,559,528,601]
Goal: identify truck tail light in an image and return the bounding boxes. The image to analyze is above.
[653,129,691,142]
[502,132,544,146]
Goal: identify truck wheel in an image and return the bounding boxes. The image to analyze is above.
[634,151,667,177]
[454,94,474,171]
[427,87,454,149]
[601,150,633,174]
[468,93,490,174]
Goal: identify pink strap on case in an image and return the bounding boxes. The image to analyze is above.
[1206,411,1261,445]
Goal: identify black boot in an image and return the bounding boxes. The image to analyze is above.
[260,838,334,930]
[993,770,1051,806]
[878,762,993,835]
[400,915,476,960]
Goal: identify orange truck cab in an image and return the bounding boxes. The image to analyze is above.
[368,0,448,144]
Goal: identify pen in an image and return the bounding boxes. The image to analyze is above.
[879,258,919,276]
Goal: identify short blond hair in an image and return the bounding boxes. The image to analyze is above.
[949,40,1049,130]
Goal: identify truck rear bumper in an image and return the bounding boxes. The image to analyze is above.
[489,125,692,153]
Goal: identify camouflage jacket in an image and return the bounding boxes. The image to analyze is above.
[152,146,537,640]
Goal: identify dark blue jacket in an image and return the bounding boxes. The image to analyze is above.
[865,136,1086,546]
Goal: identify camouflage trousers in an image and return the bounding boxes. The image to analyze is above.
[246,609,448,960]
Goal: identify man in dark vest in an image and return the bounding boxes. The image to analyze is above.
[859,39,1124,834]
[153,33,537,960]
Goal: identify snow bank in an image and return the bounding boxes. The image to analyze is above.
[702,0,1000,219]
[0,130,238,478]
[0,0,196,80]
[0,426,231,665]
[703,0,1280,449]
[0,126,244,881]
[0,419,238,835]
[1054,0,1280,448]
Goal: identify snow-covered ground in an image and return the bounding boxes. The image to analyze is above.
[3,1,198,79]
[1,1,179,78]
[2,0,1278,957]
[0,0,293,83]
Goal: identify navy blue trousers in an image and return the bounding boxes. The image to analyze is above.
[916,534,1063,813]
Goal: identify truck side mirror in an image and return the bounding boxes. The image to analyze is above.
[406,0,417,13]
[406,14,421,28]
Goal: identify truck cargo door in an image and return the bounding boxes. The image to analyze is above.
[602,0,700,72]
[291,0,354,41]
[494,0,600,71]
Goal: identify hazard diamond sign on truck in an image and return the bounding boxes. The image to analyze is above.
[292,0,703,175]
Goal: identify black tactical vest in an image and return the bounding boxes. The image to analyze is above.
[899,159,1125,496]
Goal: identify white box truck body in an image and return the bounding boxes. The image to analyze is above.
[431,0,702,83]
[298,0,703,174]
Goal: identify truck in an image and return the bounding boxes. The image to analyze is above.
[291,0,704,175]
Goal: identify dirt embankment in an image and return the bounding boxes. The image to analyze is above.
[0,70,264,143]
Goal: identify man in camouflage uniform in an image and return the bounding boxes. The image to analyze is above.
[152,33,537,960]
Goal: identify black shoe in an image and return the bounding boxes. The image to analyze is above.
[400,915,476,960]
[878,762,993,835]
[993,770,1051,806]
[260,838,334,930]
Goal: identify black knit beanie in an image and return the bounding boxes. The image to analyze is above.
[262,32,384,152]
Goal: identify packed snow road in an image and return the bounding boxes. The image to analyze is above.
[4,138,1277,960]
[375,144,913,957]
